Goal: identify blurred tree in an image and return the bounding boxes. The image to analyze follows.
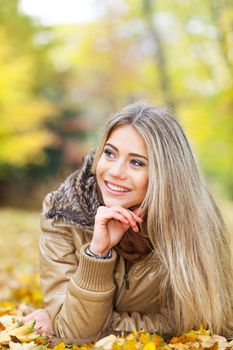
[0,29,56,167]
[0,0,91,208]
[0,0,232,207]
[0,1,56,168]
[142,0,176,109]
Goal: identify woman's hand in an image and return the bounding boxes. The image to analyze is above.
[90,206,143,256]
[22,308,53,334]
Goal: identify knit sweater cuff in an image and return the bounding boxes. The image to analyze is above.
[72,243,117,292]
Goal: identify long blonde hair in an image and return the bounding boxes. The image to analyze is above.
[92,101,233,337]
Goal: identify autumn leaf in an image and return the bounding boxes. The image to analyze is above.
[143,342,156,350]
[53,342,66,350]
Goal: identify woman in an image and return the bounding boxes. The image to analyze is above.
[23,101,233,343]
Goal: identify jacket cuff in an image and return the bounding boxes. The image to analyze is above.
[72,243,117,292]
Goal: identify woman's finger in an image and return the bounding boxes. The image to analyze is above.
[22,312,37,323]
[107,212,130,225]
[96,206,141,232]
[114,207,142,228]
[97,210,130,225]
[96,207,129,225]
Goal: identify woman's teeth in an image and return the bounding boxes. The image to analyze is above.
[106,182,129,192]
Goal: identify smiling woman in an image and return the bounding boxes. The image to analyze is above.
[96,125,149,209]
[23,101,233,344]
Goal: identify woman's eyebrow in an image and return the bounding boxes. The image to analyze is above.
[105,142,148,161]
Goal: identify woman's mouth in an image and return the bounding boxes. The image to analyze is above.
[104,181,131,194]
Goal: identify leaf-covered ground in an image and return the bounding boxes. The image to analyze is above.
[0,206,232,350]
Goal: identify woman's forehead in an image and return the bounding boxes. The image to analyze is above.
[106,125,148,157]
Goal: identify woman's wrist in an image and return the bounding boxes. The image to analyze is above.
[86,244,112,259]
[89,242,110,257]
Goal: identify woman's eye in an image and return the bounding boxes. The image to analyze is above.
[130,159,145,167]
[104,148,115,158]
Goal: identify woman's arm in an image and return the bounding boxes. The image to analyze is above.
[39,194,118,343]
[106,309,174,337]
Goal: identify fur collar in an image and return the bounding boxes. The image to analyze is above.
[45,150,101,229]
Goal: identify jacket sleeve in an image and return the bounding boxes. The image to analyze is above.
[40,193,117,343]
[106,308,174,337]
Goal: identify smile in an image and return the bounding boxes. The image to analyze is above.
[104,181,131,193]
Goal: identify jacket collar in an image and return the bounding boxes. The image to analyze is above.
[45,149,101,229]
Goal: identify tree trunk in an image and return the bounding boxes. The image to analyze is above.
[143,0,176,110]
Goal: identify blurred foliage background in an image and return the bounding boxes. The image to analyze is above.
[0,0,232,299]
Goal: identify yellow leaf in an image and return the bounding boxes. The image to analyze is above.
[153,335,164,346]
[72,345,80,350]
[139,332,151,345]
[53,342,66,350]
[143,342,156,350]
[112,343,123,350]
[0,302,16,310]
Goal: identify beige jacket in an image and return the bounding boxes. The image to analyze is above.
[40,152,174,343]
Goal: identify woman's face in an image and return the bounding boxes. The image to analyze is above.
[96,124,149,208]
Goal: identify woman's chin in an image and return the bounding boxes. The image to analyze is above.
[103,198,133,209]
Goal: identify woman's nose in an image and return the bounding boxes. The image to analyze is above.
[109,160,127,179]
